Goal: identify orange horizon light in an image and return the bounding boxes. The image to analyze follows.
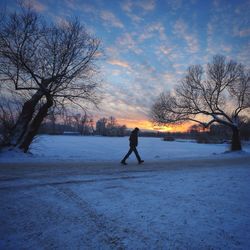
[117,119,191,133]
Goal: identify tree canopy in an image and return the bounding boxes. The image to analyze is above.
[0,5,101,151]
[151,55,250,151]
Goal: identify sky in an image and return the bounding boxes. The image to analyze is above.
[1,0,250,131]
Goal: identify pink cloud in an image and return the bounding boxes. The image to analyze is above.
[108,59,130,68]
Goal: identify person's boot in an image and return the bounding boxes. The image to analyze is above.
[138,160,144,164]
[120,160,127,165]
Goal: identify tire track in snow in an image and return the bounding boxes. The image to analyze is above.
[53,185,149,249]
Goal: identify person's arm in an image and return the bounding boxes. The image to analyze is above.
[135,134,138,146]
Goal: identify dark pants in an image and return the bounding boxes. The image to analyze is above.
[122,146,142,163]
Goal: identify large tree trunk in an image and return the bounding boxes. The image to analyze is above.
[19,95,53,153]
[9,90,44,146]
[231,127,242,151]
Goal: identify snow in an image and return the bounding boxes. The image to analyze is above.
[0,158,250,249]
[1,135,250,163]
[0,136,250,249]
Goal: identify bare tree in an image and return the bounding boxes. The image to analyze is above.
[0,5,101,152]
[95,116,127,136]
[72,112,93,135]
[96,117,108,136]
[151,55,250,151]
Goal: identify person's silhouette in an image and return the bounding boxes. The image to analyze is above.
[121,127,144,165]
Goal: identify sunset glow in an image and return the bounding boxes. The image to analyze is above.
[117,119,190,132]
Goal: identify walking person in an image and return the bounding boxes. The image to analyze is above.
[121,127,144,165]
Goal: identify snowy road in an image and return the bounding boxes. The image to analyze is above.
[1,156,250,249]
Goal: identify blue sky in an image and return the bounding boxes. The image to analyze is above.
[1,0,250,130]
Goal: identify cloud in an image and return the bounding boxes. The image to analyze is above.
[234,28,250,37]
[221,45,232,53]
[138,0,155,11]
[108,59,130,68]
[174,19,199,53]
[138,22,167,42]
[54,16,69,26]
[236,42,250,65]
[158,45,172,56]
[185,35,199,53]
[111,69,122,76]
[24,0,46,12]
[76,4,124,30]
[121,0,133,12]
[64,0,77,10]
[205,0,250,65]
[100,10,124,28]
[126,13,144,23]
[162,73,178,86]
[116,33,143,54]
[81,3,97,13]
[121,0,155,23]
[105,47,120,58]
[92,83,147,120]
[167,0,183,11]
[96,59,172,122]
[121,0,155,12]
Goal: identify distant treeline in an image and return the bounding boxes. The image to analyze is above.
[37,113,250,142]
[2,108,250,143]
[39,115,128,137]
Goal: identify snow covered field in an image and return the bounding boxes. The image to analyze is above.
[1,135,250,163]
[0,136,250,249]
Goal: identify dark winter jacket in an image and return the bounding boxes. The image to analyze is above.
[129,130,138,147]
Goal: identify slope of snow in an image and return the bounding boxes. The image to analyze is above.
[1,135,250,163]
